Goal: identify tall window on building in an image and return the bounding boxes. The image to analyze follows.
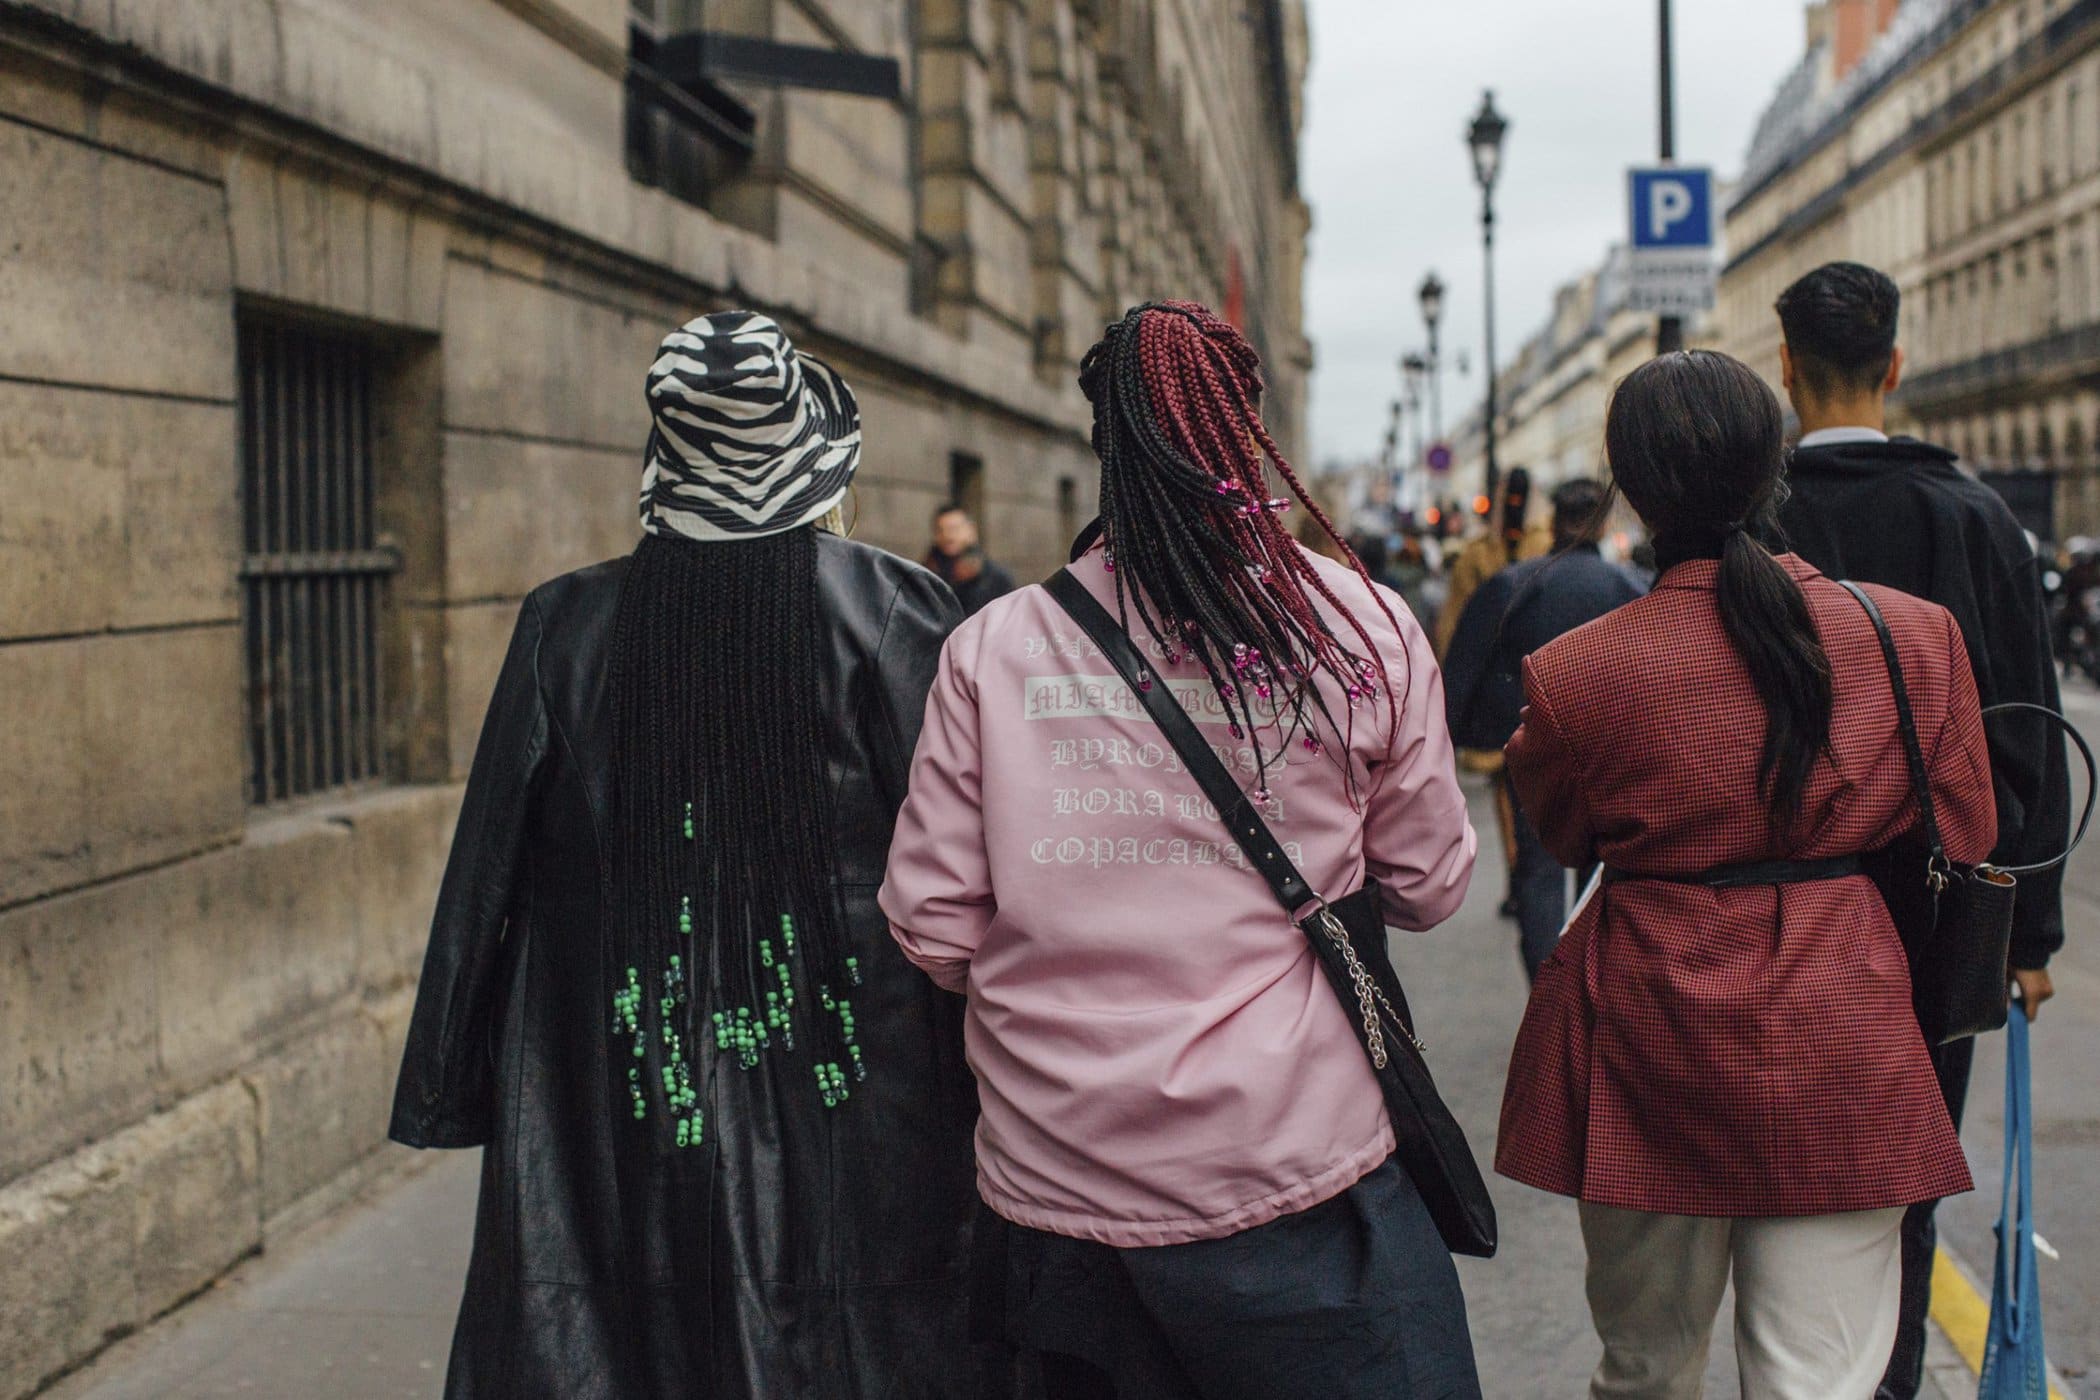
[2070,225,2092,325]
[2068,83,2082,179]
[2032,96,2049,192]
[1058,475,1080,550]
[1989,254,2005,348]
[2015,112,2029,202]
[2015,245,2031,330]
[1957,264,1973,356]
[237,317,399,806]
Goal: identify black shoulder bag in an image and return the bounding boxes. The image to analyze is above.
[1045,570,1498,1258]
[1841,582,2095,1043]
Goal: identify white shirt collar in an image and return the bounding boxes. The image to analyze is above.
[1796,426,1890,448]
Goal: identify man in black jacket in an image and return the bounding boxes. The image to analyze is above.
[924,503,1017,616]
[1444,478,1646,978]
[1770,261,2069,1400]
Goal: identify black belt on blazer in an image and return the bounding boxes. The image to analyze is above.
[1603,855,1865,889]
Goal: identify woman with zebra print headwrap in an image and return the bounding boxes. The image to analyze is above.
[390,312,984,1398]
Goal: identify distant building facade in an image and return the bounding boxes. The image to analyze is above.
[1446,244,1715,512]
[1720,0,2100,537]
[0,1,1309,1392]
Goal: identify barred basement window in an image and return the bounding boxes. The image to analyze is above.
[238,318,398,806]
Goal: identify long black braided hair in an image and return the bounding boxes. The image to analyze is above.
[1081,301,1408,801]
[603,527,862,1154]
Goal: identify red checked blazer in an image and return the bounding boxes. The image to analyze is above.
[1497,556,1996,1216]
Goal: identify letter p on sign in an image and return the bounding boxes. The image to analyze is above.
[1651,181,1693,239]
[1628,168,1714,251]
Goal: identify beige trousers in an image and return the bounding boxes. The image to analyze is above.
[1579,1201,1906,1400]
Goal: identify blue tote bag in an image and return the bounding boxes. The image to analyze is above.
[1977,1005,2047,1399]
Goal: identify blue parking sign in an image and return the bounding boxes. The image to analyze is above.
[1629,168,1714,250]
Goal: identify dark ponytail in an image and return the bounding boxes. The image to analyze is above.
[1606,351,1833,830]
[1714,522,1834,827]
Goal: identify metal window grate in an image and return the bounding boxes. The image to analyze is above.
[237,319,396,806]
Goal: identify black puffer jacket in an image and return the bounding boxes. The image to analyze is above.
[390,532,979,1398]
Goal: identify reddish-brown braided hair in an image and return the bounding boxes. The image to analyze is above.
[1079,300,1406,800]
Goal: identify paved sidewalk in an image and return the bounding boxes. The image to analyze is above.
[46,785,1989,1399]
[42,1150,473,1400]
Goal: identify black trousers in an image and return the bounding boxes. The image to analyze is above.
[1878,1033,1976,1400]
[994,1156,1481,1400]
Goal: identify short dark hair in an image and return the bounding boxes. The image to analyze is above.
[1550,478,1608,542]
[1774,262,1901,399]
[932,502,968,522]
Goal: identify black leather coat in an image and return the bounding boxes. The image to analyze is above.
[390,532,980,1399]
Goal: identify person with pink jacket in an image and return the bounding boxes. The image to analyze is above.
[881,302,1483,1399]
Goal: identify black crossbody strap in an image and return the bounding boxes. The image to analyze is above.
[1043,569,1317,916]
[1839,581,1948,866]
[1979,701,2098,875]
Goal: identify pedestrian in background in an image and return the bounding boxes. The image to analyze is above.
[926,501,1018,615]
[1768,262,2070,1400]
[883,301,1481,1399]
[1442,477,1646,979]
[1437,466,1555,919]
[1498,351,1995,1399]
[1436,464,1553,655]
[1389,530,1445,629]
[389,313,981,1398]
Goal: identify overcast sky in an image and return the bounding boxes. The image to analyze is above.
[1300,0,1810,463]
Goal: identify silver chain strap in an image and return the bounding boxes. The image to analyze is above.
[1316,908,1426,1066]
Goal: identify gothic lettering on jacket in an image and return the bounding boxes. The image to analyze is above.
[1026,835,1308,869]
[1026,673,1259,724]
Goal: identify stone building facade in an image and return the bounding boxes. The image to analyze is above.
[1445,245,1716,515]
[1720,0,2100,537]
[0,1,1309,1392]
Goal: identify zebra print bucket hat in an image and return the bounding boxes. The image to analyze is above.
[639,311,861,541]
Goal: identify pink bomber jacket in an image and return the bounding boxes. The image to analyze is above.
[879,547,1477,1246]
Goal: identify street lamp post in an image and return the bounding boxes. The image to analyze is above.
[1401,354,1428,469]
[1385,396,1406,514]
[1467,90,1509,509]
[1416,274,1445,448]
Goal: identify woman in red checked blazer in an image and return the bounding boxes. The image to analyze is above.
[1498,352,1996,1400]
